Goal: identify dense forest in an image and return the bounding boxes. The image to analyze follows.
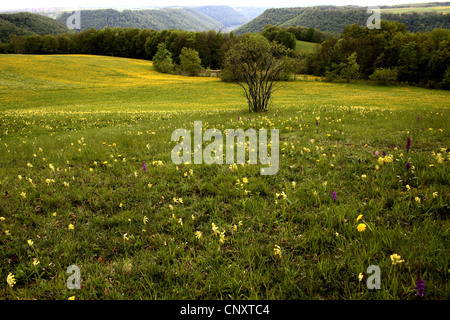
[235,5,450,35]
[307,21,450,89]
[0,12,69,43]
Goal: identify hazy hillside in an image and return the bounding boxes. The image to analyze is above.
[0,12,69,43]
[235,4,450,35]
[194,6,248,28]
[55,6,260,32]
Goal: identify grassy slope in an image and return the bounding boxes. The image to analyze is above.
[0,55,449,300]
[380,6,450,13]
[295,40,318,53]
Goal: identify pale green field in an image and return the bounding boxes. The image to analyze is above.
[380,6,450,14]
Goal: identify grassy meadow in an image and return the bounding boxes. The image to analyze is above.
[0,54,449,300]
[380,6,450,14]
[295,40,318,53]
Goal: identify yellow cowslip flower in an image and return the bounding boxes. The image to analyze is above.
[219,231,226,244]
[242,177,249,184]
[358,273,364,281]
[377,157,384,165]
[20,192,26,199]
[274,245,282,258]
[27,239,34,246]
[0,217,5,222]
[195,231,202,239]
[433,192,439,198]
[27,162,33,168]
[415,197,421,203]
[68,296,75,300]
[357,223,367,232]
[123,233,129,241]
[406,185,411,191]
[6,273,16,288]
[390,253,404,265]
[211,223,219,235]
[375,165,380,171]
[361,174,367,180]
[178,218,183,226]
[143,216,148,224]
[313,191,318,197]
[49,164,55,171]
[168,204,173,211]
[384,155,394,163]
[32,258,40,266]
[356,214,363,221]
[292,181,296,188]
[68,223,75,230]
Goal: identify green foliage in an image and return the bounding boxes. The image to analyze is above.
[339,52,360,83]
[179,47,203,76]
[308,22,450,88]
[369,67,399,85]
[262,25,297,50]
[152,43,175,74]
[0,12,70,43]
[222,34,291,113]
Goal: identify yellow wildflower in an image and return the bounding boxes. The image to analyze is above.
[390,253,404,265]
[274,245,282,258]
[6,273,16,288]
[357,223,367,232]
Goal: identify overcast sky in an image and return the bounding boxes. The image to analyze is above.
[0,0,442,10]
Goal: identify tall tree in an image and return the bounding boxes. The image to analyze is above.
[179,47,202,76]
[152,43,174,74]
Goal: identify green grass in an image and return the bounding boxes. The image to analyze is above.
[295,40,318,53]
[0,54,449,300]
[380,6,450,14]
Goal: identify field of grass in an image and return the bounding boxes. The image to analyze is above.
[295,40,318,53]
[380,6,450,14]
[0,54,449,300]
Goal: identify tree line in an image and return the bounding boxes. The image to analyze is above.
[306,21,450,89]
[1,27,229,70]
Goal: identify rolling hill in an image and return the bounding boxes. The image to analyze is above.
[54,6,265,33]
[235,4,450,35]
[0,12,69,43]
